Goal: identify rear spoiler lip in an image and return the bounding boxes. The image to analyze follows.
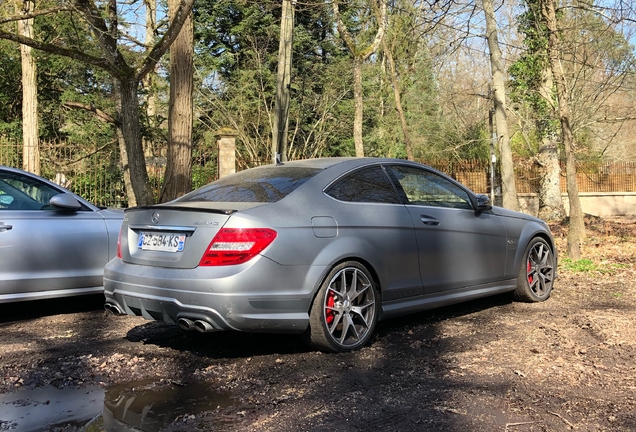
[125,205,237,215]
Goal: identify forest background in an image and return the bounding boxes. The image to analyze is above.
[1,0,636,259]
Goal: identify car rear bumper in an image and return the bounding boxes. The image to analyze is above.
[103,256,327,333]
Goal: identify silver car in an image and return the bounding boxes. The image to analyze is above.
[0,165,123,303]
[104,158,556,352]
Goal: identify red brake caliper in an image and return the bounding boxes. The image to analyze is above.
[326,290,335,324]
[527,261,533,284]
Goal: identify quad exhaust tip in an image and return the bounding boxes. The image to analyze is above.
[194,320,215,333]
[104,303,125,316]
[106,308,217,333]
[178,318,195,331]
[179,318,216,332]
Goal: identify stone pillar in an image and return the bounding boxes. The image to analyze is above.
[215,128,238,179]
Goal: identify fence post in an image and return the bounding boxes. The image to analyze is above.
[215,128,238,179]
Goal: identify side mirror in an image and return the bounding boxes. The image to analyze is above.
[475,194,492,213]
[49,193,82,211]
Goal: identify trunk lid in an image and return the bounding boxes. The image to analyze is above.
[120,205,243,269]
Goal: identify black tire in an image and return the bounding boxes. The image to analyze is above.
[307,261,379,353]
[512,237,556,302]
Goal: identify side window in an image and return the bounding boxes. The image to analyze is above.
[0,171,60,211]
[386,165,473,210]
[326,166,401,204]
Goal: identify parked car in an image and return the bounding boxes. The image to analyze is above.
[0,165,124,303]
[104,158,557,352]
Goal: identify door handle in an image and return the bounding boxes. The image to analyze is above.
[0,223,13,232]
[420,216,439,226]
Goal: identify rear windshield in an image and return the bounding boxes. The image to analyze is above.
[175,166,321,203]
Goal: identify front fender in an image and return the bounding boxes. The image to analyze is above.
[508,221,557,278]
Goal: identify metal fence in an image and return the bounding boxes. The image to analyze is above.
[3,139,636,208]
[426,159,636,195]
[1,139,128,207]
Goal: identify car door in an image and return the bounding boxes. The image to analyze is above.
[324,165,422,302]
[385,164,507,293]
[0,169,109,301]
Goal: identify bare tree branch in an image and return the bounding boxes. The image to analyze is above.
[0,7,74,25]
[0,28,119,75]
[63,101,120,125]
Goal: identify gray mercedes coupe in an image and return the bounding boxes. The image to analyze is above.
[104,158,557,352]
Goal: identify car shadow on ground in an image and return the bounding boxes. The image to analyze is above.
[123,292,515,360]
[0,294,105,324]
[125,320,313,358]
[376,292,514,333]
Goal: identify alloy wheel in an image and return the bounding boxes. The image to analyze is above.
[526,241,554,297]
[322,266,376,349]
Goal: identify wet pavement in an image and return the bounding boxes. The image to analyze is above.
[0,379,239,431]
[0,385,103,431]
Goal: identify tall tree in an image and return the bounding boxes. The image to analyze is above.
[143,0,159,157]
[194,1,353,163]
[0,0,195,206]
[382,38,412,160]
[482,0,518,210]
[425,0,503,163]
[541,0,584,259]
[272,0,294,163]
[511,0,635,219]
[373,0,441,162]
[509,0,565,221]
[160,0,193,202]
[18,0,39,174]
[332,0,387,157]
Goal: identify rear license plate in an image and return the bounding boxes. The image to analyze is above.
[138,232,186,252]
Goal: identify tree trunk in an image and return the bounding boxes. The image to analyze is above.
[536,52,565,221]
[542,0,585,259]
[116,78,154,207]
[18,0,39,175]
[114,108,135,207]
[143,0,158,158]
[332,0,387,158]
[272,0,294,163]
[160,0,193,202]
[482,0,518,211]
[353,57,365,157]
[383,39,413,161]
[537,142,565,221]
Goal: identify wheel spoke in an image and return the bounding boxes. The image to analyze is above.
[328,310,344,334]
[338,313,354,344]
[350,302,373,329]
[537,245,548,267]
[347,269,358,298]
[350,280,370,303]
[339,271,347,296]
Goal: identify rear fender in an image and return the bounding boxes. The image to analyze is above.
[307,236,388,293]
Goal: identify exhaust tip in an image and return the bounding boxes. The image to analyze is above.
[104,303,125,316]
[194,320,215,333]
[178,318,195,331]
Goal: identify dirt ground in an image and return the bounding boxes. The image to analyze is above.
[1,216,635,431]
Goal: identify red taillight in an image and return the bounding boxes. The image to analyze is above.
[116,227,123,259]
[199,228,277,266]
